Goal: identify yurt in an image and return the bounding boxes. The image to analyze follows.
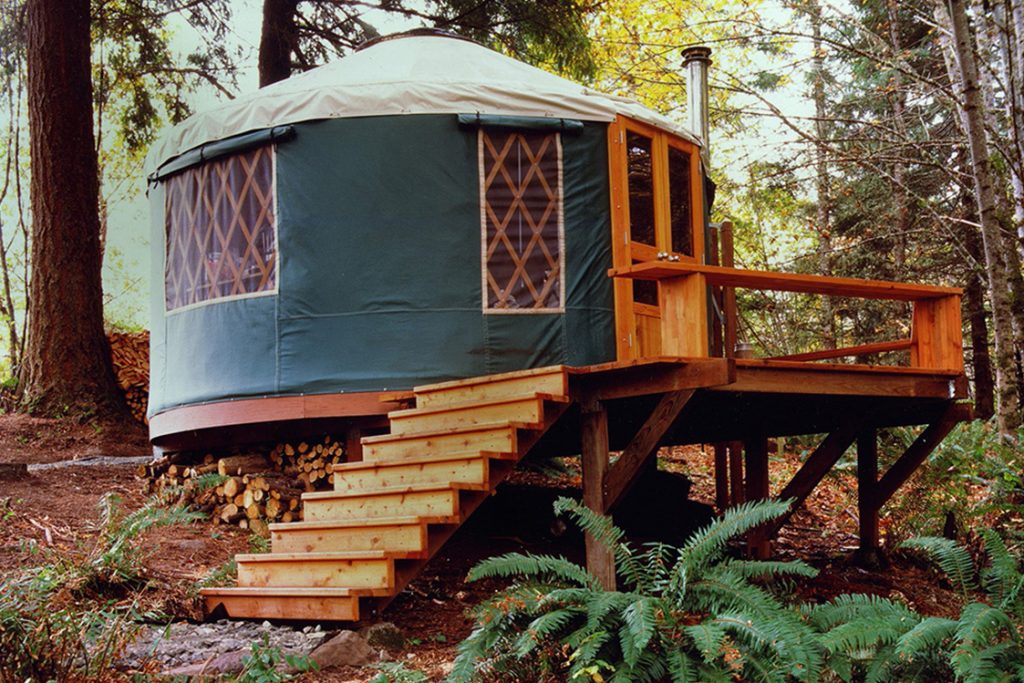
[146,29,711,447]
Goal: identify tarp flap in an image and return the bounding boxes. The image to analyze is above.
[457,113,584,133]
[150,125,296,181]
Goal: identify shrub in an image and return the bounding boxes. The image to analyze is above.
[806,530,1024,681]
[447,497,824,682]
[0,490,202,681]
[236,634,318,683]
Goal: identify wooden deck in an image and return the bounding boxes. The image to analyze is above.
[200,356,969,621]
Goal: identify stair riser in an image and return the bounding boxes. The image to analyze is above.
[304,490,460,521]
[388,399,545,435]
[333,459,488,492]
[205,594,359,621]
[364,429,516,460]
[415,372,567,409]
[237,558,393,590]
[271,525,426,554]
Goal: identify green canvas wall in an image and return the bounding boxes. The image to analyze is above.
[149,115,615,415]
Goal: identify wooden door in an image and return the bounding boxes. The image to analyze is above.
[607,116,705,360]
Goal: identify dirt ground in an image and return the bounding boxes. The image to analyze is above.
[0,415,966,681]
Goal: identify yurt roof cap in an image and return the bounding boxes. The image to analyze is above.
[146,30,699,173]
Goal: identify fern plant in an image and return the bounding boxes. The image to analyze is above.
[447,497,824,682]
[806,531,1024,682]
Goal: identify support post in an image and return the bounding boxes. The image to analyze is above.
[856,428,880,566]
[744,436,771,558]
[346,425,363,463]
[580,401,616,591]
[729,441,745,505]
[713,442,729,510]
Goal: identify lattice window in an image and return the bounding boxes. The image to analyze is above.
[480,129,564,312]
[164,146,277,312]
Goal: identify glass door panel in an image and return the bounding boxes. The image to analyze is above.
[667,146,694,258]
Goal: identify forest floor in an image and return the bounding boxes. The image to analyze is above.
[0,414,967,681]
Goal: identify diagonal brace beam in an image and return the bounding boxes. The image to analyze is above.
[602,389,695,511]
[874,402,972,505]
[755,422,860,542]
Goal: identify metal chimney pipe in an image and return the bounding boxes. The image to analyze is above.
[681,45,712,166]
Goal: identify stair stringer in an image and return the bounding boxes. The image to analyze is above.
[362,395,573,618]
[201,367,576,622]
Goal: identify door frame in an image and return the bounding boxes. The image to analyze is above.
[607,115,706,360]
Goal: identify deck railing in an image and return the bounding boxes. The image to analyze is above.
[609,221,965,373]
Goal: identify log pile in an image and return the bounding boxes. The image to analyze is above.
[108,331,149,424]
[142,436,347,535]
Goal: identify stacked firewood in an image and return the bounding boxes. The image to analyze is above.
[142,436,347,535]
[268,436,346,489]
[108,331,149,424]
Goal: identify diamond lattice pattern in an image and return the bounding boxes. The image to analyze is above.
[481,130,562,310]
[164,146,276,311]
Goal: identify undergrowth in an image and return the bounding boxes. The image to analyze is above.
[0,486,203,681]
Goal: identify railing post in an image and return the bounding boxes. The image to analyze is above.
[910,294,964,371]
[721,221,737,358]
[660,273,709,356]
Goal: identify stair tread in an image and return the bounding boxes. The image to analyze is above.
[236,550,417,562]
[413,365,568,393]
[333,451,512,472]
[269,515,459,532]
[303,481,483,501]
[201,586,367,597]
[388,393,570,420]
[361,420,541,444]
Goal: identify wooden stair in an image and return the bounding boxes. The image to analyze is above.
[201,366,572,621]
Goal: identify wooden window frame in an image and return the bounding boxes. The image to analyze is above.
[478,128,566,314]
[163,146,280,315]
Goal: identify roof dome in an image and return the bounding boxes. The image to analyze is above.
[147,31,697,172]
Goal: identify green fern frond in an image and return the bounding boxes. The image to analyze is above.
[664,647,698,683]
[958,641,1018,682]
[684,619,727,663]
[467,552,599,590]
[863,645,901,683]
[622,597,659,661]
[513,607,582,657]
[719,559,818,580]
[679,499,792,576]
[805,593,917,632]
[900,536,977,595]
[951,602,1016,676]
[980,529,1021,609]
[553,497,653,591]
[893,616,957,660]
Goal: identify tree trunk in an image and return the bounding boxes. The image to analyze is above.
[886,0,909,272]
[810,0,835,348]
[21,0,129,421]
[964,220,996,419]
[945,0,1021,432]
[259,0,300,87]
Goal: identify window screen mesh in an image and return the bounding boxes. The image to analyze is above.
[481,130,563,311]
[164,146,276,311]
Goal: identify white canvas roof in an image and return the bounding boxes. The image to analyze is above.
[146,32,699,172]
